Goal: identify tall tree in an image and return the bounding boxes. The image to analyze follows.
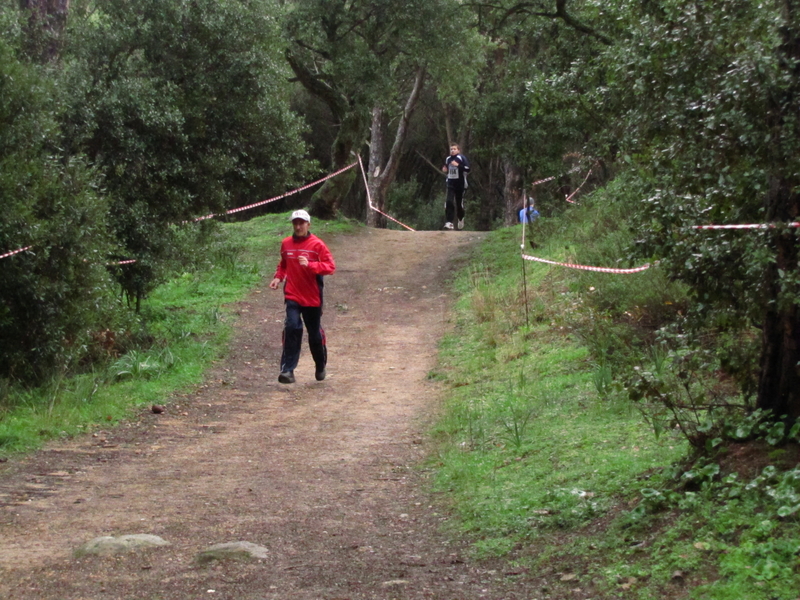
[597,0,800,419]
[365,66,425,227]
[283,0,483,221]
[19,0,70,61]
[460,0,619,227]
[756,0,800,419]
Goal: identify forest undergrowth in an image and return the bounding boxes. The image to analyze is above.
[430,179,800,600]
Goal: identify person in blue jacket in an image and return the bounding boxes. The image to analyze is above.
[441,143,470,230]
[519,200,540,223]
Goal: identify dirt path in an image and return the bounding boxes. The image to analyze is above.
[0,228,533,600]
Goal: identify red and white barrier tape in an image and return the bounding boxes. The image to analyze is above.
[0,245,32,260]
[194,162,358,222]
[692,222,800,230]
[565,168,593,205]
[530,175,556,187]
[522,252,653,274]
[529,164,584,189]
[357,155,416,232]
[2,165,360,264]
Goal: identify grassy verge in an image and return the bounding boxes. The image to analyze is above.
[430,194,800,598]
[0,213,357,457]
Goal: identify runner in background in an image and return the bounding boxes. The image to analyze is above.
[441,143,470,230]
[269,210,336,384]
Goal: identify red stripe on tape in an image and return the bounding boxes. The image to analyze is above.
[530,175,556,187]
[0,246,32,260]
[522,253,653,274]
[564,169,592,205]
[193,162,358,222]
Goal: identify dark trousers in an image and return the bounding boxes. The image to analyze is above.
[445,187,466,224]
[280,300,327,374]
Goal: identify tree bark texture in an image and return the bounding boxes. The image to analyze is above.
[473,156,501,231]
[285,48,367,220]
[503,160,523,226]
[757,179,800,420]
[366,106,387,228]
[757,1,800,420]
[365,67,426,228]
[20,0,70,62]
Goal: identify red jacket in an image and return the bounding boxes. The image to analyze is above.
[273,233,335,307]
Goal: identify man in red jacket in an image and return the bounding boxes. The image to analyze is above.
[269,210,336,383]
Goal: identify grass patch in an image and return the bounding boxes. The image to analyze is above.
[430,199,800,598]
[0,212,357,456]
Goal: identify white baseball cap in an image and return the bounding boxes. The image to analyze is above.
[290,209,311,223]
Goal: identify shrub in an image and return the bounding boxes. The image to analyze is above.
[0,28,123,383]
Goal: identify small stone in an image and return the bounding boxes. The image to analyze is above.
[196,541,269,564]
[381,580,410,588]
[75,534,170,557]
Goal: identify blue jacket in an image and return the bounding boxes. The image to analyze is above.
[519,207,539,223]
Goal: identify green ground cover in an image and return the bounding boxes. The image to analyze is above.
[430,200,800,599]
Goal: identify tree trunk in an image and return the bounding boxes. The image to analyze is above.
[308,109,367,220]
[475,156,500,230]
[285,49,368,220]
[503,160,523,226]
[756,2,800,420]
[757,178,800,420]
[365,67,426,228]
[366,106,387,228]
[20,0,70,62]
[444,105,455,146]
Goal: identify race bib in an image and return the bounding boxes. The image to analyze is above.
[448,164,459,179]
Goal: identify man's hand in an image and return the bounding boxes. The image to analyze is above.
[269,277,281,289]
[298,255,309,267]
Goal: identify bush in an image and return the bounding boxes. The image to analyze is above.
[61,0,313,307]
[0,29,124,383]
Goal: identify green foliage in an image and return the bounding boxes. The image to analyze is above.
[286,0,480,109]
[385,181,442,231]
[110,348,178,381]
[0,22,124,382]
[432,225,686,550]
[432,203,800,598]
[61,0,313,306]
[618,461,800,599]
[603,1,800,415]
[529,174,770,453]
[2,0,320,382]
